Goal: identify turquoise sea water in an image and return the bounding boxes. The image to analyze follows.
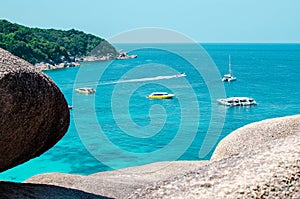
[1,43,299,182]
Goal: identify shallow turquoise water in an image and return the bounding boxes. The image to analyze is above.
[1,43,299,182]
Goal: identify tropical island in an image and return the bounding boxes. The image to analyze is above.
[0,19,299,198]
[0,19,136,70]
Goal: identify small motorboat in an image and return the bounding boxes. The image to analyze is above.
[75,88,96,94]
[68,105,73,109]
[147,92,175,99]
[176,72,187,77]
[217,97,257,107]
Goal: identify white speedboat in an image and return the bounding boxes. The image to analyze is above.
[222,55,237,82]
[218,97,257,106]
[75,88,96,94]
[176,72,186,77]
[147,92,175,99]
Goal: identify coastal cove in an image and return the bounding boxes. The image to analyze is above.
[0,43,299,182]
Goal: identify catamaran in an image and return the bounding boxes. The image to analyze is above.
[222,55,237,82]
[217,97,256,107]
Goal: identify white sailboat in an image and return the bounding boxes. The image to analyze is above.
[222,55,237,82]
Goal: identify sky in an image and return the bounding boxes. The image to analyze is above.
[1,0,299,43]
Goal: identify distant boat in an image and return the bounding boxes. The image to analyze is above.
[176,72,186,77]
[222,55,237,82]
[75,88,96,94]
[147,92,174,99]
[217,97,256,107]
[68,105,73,109]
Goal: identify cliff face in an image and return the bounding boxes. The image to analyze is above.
[0,47,70,172]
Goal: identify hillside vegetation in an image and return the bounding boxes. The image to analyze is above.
[0,19,117,65]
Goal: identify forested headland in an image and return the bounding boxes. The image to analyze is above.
[0,19,117,65]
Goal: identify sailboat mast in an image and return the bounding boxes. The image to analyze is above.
[228,55,232,75]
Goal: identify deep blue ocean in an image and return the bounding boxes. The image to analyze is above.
[1,43,299,182]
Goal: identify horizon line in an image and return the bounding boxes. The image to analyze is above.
[111,42,300,44]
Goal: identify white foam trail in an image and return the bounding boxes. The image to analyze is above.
[101,74,185,85]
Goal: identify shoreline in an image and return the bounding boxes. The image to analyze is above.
[35,51,137,71]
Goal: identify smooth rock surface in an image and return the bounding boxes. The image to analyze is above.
[129,129,300,198]
[26,161,207,199]
[211,114,300,161]
[0,48,70,172]
[26,115,300,198]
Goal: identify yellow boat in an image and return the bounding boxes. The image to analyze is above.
[147,92,174,99]
[75,88,96,94]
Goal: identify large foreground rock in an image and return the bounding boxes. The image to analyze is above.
[27,115,300,198]
[211,114,300,161]
[129,122,300,198]
[26,115,299,198]
[0,48,70,172]
[0,181,111,199]
[26,161,206,198]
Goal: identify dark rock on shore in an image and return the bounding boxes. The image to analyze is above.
[0,181,110,199]
[0,47,70,172]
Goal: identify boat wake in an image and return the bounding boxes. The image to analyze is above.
[102,73,186,85]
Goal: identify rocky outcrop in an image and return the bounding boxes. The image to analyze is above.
[0,181,110,199]
[25,115,300,198]
[129,126,300,198]
[211,114,300,161]
[26,161,206,199]
[0,47,70,172]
